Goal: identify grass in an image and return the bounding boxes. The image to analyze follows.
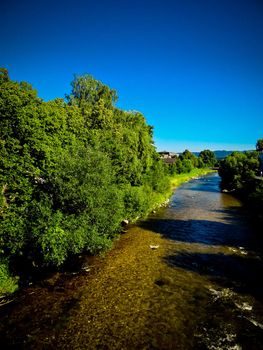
[169,168,215,189]
[0,260,19,297]
[143,168,216,220]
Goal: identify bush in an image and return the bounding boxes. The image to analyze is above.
[0,259,19,295]
[219,151,259,193]
[122,185,152,220]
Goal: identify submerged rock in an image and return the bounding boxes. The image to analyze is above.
[149,245,159,250]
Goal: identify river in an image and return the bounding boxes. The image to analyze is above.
[140,172,263,349]
[0,173,263,349]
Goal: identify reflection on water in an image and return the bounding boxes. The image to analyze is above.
[141,173,263,350]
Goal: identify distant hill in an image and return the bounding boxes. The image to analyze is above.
[168,150,253,160]
[192,150,250,160]
[214,150,237,160]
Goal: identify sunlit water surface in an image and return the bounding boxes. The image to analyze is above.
[141,173,263,349]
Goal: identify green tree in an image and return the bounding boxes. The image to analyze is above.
[0,68,9,83]
[199,149,217,167]
[218,151,259,192]
[256,139,263,152]
[67,74,117,111]
[219,146,263,220]
[179,149,198,168]
[0,68,172,294]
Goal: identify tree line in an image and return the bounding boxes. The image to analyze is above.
[0,68,215,294]
[218,139,263,219]
[165,149,217,176]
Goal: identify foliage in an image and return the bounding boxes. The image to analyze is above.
[179,149,198,167]
[199,149,217,167]
[219,148,263,220]
[0,69,220,295]
[0,68,9,84]
[0,259,18,295]
[167,149,206,175]
[170,168,214,189]
[0,68,171,284]
[247,183,263,220]
[218,151,259,193]
[256,138,263,152]
[67,74,117,112]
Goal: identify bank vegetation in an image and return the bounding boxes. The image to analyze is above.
[218,140,263,220]
[0,68,214,295]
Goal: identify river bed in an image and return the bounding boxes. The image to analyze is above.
[0,173,263,349]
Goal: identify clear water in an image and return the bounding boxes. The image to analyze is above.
[141,173,263,349]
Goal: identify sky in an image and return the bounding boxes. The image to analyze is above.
[1,0,262,152]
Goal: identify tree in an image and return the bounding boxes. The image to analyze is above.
[218,151,259,192]
[0,68,9,83]
[1,68,172,295]
[199,149,217,167]
[218,147,263,219]
[256,139,263,152]
[179,149,198,168]
[67,74,118,111]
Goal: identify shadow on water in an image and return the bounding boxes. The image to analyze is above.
[164,252,263,301]
[139,218,260,253]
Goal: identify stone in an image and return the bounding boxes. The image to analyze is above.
[149,245,159,250]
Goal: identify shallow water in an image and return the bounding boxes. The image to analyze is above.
[141,173,263,349]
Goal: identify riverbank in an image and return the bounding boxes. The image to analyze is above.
[0,168,215,297]
[149,168,215,214]
[0,224,172,348]
[169,168,215,189]
[0,176,207,349]
[1,172,262,349]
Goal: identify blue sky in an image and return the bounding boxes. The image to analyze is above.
[1,0,262,152]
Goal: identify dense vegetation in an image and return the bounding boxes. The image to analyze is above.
[0,68,213,294]
[218,141,263,219]
[166,148,217,176]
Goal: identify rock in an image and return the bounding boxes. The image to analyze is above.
[81,263,91,272]
[235,301,252,311]
[222,188,235,193]
[240,250,248,255]
[150,245,159,250]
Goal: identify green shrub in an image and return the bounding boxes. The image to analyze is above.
[219,151,259,192]
[0,259,19,295]
[38,212,69,266]
[122,185,151,220]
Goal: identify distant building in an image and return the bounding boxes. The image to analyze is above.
[158,151,179,159]
[163,157,176,164]
[158,151,179,164]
